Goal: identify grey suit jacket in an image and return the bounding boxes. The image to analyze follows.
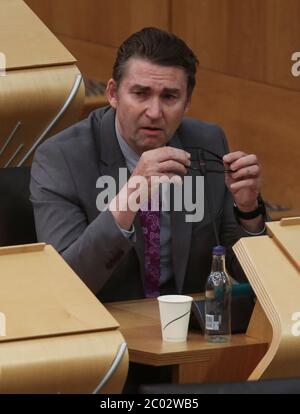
[30,106,250,302]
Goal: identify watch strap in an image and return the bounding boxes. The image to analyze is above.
[233,195,266,220]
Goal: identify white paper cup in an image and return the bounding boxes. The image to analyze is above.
[157,295,193,342]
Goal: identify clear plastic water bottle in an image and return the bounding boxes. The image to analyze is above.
[205,245,232,343]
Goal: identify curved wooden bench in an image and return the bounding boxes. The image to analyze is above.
[0,244,128,393]
[0,0,84,167]
[233,218,300,380]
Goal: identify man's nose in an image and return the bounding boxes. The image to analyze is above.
[145,98,162,119]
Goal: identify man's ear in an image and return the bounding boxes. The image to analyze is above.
[106,79,118,108]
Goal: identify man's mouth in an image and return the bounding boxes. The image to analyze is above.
[140,126,163,134]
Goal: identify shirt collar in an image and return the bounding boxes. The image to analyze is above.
[115,118,140,173]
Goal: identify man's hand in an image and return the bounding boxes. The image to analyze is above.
[130,147,191,201]
[109,147,190,230]
[223,151,262,211]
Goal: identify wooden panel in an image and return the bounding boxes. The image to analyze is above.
[174,345,266,383]
[57,34,116,82]
[1,0,75,70]
[172,0,300,91]
[0,330,128,393]
[264,0,300,90]
[0,64,84,167]
[25,0,169,47]
[22,0,54,30]
[0,242,129,393]
[0,244,118,342]
[234,234,300,380]
[267,220,300,271]
[188,68,300,209]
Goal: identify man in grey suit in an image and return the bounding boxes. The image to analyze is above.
[30,28,266,303]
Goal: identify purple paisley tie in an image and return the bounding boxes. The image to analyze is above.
[138,197,160,298]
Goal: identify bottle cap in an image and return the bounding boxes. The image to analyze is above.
[212,245,225,255]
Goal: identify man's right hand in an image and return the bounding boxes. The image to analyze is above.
[130,146,191,199]
[109,147,191,230]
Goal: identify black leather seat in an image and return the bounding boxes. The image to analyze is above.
[0,167,37,246]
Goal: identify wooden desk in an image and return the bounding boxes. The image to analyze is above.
[106,298,268,384]
[268,207,300,221]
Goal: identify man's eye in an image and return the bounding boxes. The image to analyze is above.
[164,94,177,100]
[134,91,146,96]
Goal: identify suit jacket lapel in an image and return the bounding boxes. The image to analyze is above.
[168,133,193,293]
[96,107,146,285]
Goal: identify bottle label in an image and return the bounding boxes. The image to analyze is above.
[206,314,220,331]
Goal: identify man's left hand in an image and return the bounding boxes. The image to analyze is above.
[223,151,262,211]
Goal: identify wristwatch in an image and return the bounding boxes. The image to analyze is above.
[233,195,266,220]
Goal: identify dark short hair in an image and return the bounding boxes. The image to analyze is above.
[112,27,199,97]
